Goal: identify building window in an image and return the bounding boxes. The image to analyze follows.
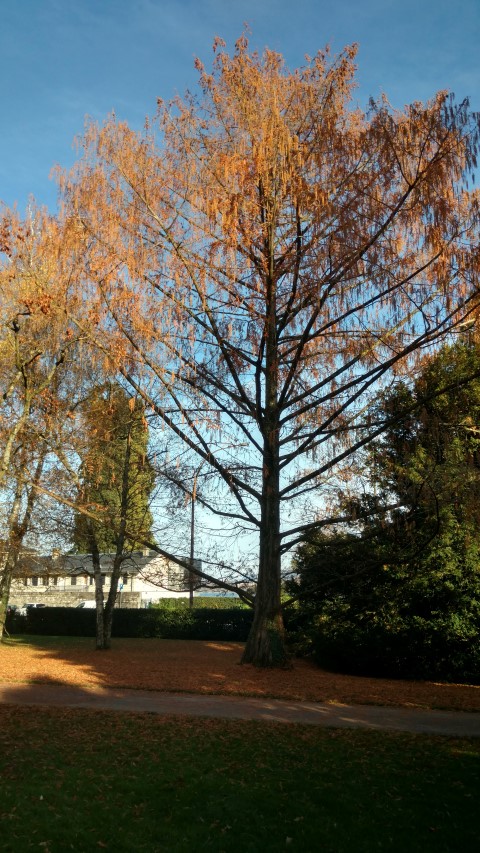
[52,576,58,586]
[31,577,38,587]
[89,576,94,586]
[23,578,28,586]
[70,576,77,586]
[123,574,128,586]
[101,575,106,586]
[42,577,49,586]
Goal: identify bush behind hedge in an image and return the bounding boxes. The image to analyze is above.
[307,613,480,684]
[5,605,253,641]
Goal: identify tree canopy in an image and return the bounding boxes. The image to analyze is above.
[57,37,480,664]
[0,206,86,634]
[1,38,479,663]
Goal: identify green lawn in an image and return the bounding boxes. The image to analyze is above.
[0,706,478,852]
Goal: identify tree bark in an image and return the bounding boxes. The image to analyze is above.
[189,472,196,608]
[0,454,45,638]
[241,462,286,665]
[242,372,286,665]
[88,523,106,650]
[99,419,133,649]
[0,483,24,638]
[242,226,287,666]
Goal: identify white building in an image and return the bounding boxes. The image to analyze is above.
[9,548,202,609]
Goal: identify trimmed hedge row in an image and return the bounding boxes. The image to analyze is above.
[6,606,253,641]
[151,596,248,610]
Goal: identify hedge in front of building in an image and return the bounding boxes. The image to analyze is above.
[5,606,253,641]
[151,596,248,610]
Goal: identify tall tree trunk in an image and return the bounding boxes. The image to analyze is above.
[189,474,196,608]
[242,228,287,666]
[241,457,286,665]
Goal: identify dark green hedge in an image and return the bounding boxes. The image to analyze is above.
[5,606,253,641]
[282,602,480,684]
[307,615,480,684]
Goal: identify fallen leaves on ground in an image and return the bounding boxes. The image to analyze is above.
[0,638,478,712]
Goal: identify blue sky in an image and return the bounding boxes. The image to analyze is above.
[1,0,479,213]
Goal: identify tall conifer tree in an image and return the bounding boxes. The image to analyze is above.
[73,384,155,553]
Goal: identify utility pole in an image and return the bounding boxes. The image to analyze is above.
[189,471,197,608]
[189,461,204,608]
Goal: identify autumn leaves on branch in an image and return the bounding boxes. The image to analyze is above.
[1,37,479,663]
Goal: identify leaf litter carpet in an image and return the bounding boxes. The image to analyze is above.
[1,638,479,712]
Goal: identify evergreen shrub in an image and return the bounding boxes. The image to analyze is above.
[309,613,480,684]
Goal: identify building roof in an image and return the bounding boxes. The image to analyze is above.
[14,550,201,578]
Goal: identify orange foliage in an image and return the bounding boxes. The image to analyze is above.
[49,38,480,662]
[0,638,479,712]
[0,206,89,489]
[58,39,480,502]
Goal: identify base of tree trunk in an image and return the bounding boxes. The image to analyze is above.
[241,616,290,667]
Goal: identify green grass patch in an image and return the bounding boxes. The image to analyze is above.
[0,706,478,852]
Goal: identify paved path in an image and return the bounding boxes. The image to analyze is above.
[1,682,479,736]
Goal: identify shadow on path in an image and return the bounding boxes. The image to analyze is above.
[1,680,480,736]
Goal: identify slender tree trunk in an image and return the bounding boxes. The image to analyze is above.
[0,454,45,638]
[101,420,133,649]
[88,523,106,649]
[103,553,123,649]
[0,406,30,490]
[0,482,24,638]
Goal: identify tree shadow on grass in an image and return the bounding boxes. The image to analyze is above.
[0,633,255,696]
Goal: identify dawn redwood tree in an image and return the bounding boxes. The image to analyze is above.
[60,38,480,665]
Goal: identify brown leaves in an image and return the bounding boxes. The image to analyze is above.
[1,637,479,712]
